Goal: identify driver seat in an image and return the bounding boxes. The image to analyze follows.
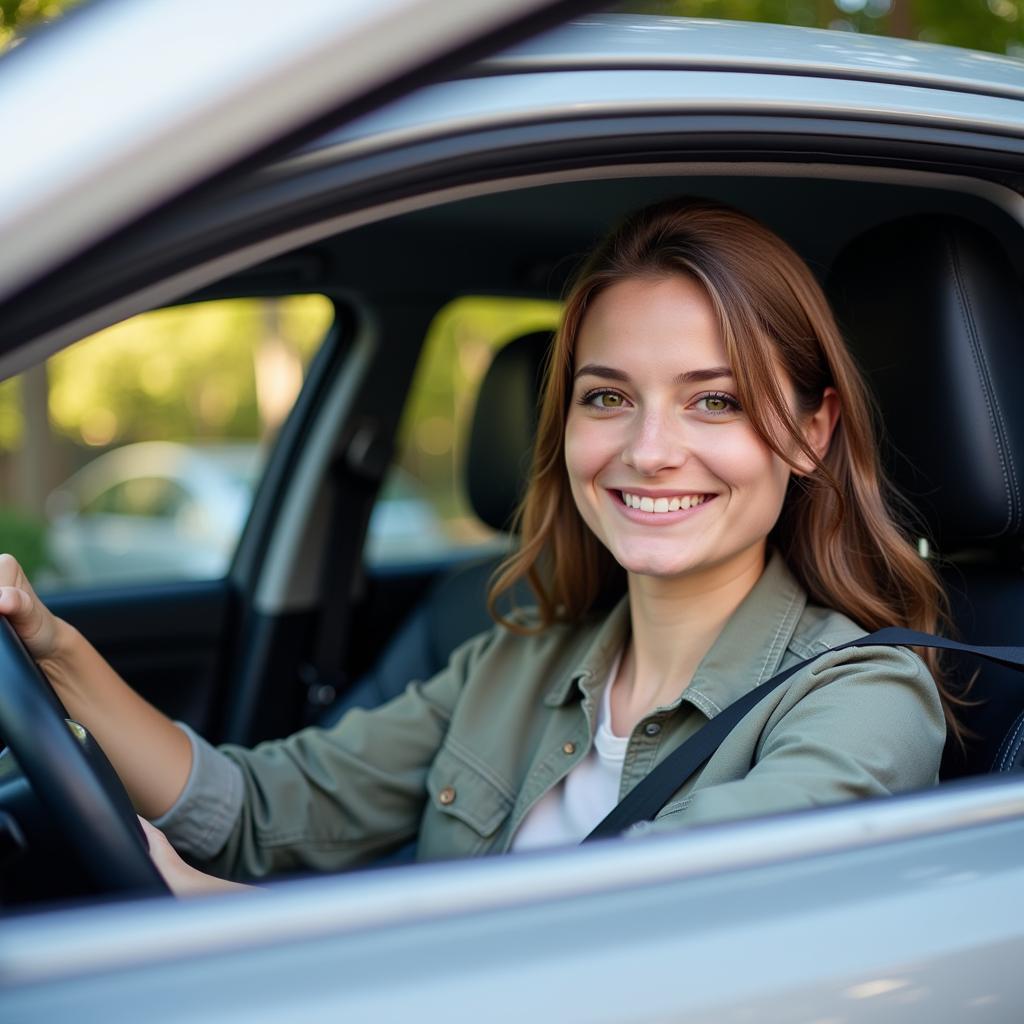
[828,213,1024,777]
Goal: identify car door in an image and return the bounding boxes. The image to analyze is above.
[0,0,599,739]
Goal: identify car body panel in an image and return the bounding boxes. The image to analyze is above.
[312,67,1024,164]
[296,16,1024,167]
[3,776,1024,1020]
[486,13,1024,100]
[0,0,592,309]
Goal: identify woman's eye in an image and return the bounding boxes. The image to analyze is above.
[581,389,627,410]
[695,392,740,415]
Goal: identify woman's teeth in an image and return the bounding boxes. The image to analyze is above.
[621,492,708,513]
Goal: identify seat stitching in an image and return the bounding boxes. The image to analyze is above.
[1006,719,1024,770]
[993,710,1023,771]
[947,233,1017,535]
[994,711,1024,772]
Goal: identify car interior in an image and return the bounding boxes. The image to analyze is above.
[6,165,1024,904]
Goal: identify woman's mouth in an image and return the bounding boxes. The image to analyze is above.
[619,491,713,514]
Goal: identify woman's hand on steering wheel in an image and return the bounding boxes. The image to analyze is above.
[0,552,64,664]
[0,552,253,898]
[140,818,255,897]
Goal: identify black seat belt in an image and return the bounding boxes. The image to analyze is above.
[584,628,1024,842]
[299,419,391,721]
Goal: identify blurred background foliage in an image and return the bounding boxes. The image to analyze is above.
[0,297,332,579]
[3,0,1023,53]
[621,0,1024,53]
[3,0,1022,54]
[0,0,82,49]
[0,298,331,457]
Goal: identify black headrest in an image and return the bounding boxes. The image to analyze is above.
[828,216,1024,548]
[466,330,553,532]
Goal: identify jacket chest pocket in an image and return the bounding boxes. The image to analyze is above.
[421,745,514,858]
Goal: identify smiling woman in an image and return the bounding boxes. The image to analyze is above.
[494,200,951,717]
[0,197,948,889]
[565,275,799,585]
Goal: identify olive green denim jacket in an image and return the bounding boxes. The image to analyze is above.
[156,552,945,880]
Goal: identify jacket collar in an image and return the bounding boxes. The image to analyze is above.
[543,550,807,717]
[683,551,807,718]
[543,598,630,708]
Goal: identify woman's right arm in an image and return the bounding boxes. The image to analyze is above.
[0,552,495,881]
[0,553,193,820]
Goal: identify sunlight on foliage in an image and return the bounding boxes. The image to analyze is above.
[0,0,83,50]
[620,0,1024,54]
[39,296,332,448]
[0,378,21,448]
[0,296,333,578]
[395,296,561,538]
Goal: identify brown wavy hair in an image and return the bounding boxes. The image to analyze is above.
[488,197,959,738]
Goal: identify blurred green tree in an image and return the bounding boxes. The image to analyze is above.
[9,0,1021,56]
[622,0,1024,55]
[0,295,331,544]
[1,0,82,49]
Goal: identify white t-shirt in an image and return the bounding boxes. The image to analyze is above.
[511,653,628,851]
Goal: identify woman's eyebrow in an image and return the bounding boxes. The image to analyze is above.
[574,363,629,382]
[675,366,734,384]
[573,363,733,383]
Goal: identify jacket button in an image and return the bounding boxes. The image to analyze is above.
[438,786,456,805]
[562,741,576,755]
[643,722,662,737]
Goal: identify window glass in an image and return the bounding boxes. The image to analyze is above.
[0,296,334,589]
[370,296,561,567]
[80,477,191,519]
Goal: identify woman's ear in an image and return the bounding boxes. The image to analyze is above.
[794,386,840,475]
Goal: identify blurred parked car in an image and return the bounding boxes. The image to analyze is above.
[2,3,1024,1022]
[44,442,446,585]
[45,442,258,585]
[364,467,452,566]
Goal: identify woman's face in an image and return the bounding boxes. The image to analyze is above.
[564,274,797,586]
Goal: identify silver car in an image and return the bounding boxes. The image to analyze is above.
[44,443,448,584]
[45,442,258,586]
[1,4,1023,1021]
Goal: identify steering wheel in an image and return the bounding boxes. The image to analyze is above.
[0,618,169,896]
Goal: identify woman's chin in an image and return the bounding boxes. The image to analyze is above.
[614,542,764,584]
[615,549,704,580]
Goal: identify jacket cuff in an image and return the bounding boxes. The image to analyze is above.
[151,722,243,861]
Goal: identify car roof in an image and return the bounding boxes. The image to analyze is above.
[5,13,1023,381]
[289,15,1024,170]
[482,14,1024,100]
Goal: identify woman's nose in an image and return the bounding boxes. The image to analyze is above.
[620,408,688,476]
